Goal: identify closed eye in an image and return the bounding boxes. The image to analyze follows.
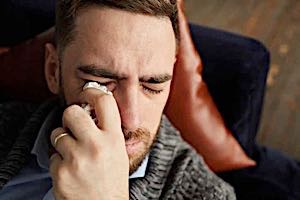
[82,79,164,95]
[141,84,163,95]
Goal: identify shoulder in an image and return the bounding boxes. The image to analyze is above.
[0,99,59,122]
[0,101,39,132]
[0,99,58,140]
[167,147,236,199]
[161,117,236,200]
[0,101,40,161]
[0,101,38,117]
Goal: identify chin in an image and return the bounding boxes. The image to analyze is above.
[127,140,151,175]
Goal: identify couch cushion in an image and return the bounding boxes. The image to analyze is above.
[190,24,270,157]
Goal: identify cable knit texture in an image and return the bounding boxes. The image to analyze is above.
[0,99,236,199]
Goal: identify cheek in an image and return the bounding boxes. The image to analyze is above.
[61,71,83,105]
[141,89,170,132]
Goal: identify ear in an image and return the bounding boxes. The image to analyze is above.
[44,43,60,94]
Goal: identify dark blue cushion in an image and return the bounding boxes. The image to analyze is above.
[188,24,300,200]
[190,24,270,157]
[219,145,300,199]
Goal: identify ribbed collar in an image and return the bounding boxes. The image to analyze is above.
[129,116,181,199]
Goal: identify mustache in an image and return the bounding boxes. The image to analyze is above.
[122,128,151,141]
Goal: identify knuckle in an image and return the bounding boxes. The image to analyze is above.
[69,155,81,172]
[51,127,63,136]
[50,130,59,140]
[50,128,64,144]
[95,93,113,103]
[88,141,103,159]
[67,149,88,173]
[63,105,81,120]
[56,164,68,179]
[64,104,81,116]
[68,148,79,164]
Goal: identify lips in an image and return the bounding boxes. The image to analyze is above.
[125,139,142,155]
[125,139,139,146]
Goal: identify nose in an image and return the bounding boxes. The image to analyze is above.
[114,85,140,131]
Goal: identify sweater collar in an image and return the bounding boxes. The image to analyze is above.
[129,115,181,199]
[31,107,59,170]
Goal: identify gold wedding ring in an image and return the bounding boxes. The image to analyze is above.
[54,133,69,147]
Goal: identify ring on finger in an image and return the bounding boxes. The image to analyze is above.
[54,133,69,147]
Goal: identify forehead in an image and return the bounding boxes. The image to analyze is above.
[63,6,176,76]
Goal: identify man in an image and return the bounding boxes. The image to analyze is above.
[0,0,235,199]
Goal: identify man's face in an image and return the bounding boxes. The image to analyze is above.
[50,7,176,173]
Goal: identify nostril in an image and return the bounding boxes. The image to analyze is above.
[120,112,140,131]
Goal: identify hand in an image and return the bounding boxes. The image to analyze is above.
[49,88,129,200]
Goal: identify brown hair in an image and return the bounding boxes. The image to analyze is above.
[55,0,179,54]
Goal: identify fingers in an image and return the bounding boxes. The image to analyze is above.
[50,127,77,160]
[79,87,121,131]
[49,152,63,179]
[61,83,122,146]
[62,105,100,142]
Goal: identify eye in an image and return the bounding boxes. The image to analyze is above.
[141,85,163,95]
[83,79,110,85]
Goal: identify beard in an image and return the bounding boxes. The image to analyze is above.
[58,84,156,175]
[123,128,153,175]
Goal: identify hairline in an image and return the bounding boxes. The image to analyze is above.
[56,4,179,57]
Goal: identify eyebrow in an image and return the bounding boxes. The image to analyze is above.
[77,65,126,80]
[139,74,172,84]
[77,64,172,84]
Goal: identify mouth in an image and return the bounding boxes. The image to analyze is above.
[125,139,143,155]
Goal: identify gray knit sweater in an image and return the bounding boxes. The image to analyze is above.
[0,99,236,199]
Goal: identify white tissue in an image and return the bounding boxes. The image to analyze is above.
[81,82,112,123]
